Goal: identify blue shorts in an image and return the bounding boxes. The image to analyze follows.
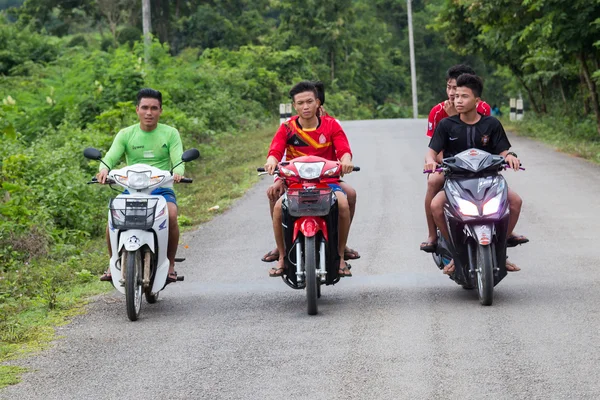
[328,184,345,195]
[122,188,177,205]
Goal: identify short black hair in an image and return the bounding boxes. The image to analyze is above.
[456,74,483,98]
[289,81,318,102]
[446,64,476,81]
[136,88,162,107]
[313,80,325,105]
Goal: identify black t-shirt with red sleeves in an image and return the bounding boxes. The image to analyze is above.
[428,115,511,158]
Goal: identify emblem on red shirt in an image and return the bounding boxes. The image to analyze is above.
[481,135,489,146]
[319,134,326,144]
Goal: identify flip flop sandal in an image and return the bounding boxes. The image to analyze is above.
[338,262,353,277]
[100,271,112,282]
[507,235,529,247]
[344,248,361,260]
[261,250,280,263]
[167,271,178,283]
[420,241,437,253]
[269,267,285,277]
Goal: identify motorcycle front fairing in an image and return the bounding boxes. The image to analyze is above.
[107,192,171,294]
[442,174,510,287]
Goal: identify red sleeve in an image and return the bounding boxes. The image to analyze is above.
[330,119,352,160]
[267,123,289,161]
[426,104,442,138]
[478,101,491,116]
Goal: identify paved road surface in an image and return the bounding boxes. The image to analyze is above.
[3,119,600,399]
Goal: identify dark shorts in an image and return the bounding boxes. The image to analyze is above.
[123,188,177,205]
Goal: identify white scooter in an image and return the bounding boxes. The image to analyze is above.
[84,147,200,321]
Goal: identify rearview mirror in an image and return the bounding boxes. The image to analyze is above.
[83,148,102,160]
[182,148,200,162]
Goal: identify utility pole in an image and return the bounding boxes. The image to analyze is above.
[142,0,152,63]
[407,0,418,118]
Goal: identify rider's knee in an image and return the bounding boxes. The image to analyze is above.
[509,192,523,211]
[427,173,444,191]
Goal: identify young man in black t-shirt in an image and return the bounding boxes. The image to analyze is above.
[424,74,526,273]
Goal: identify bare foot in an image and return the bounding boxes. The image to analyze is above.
[506,260,521,272]
[443,259,455,274]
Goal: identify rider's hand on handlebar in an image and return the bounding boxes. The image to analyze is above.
[505,154,520,171]
[340,159,354,177]
[96,169,108,184]
[264,157,279,175]
[424,161,438,174]
[173,173,183,183]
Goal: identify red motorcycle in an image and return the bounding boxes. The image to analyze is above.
[258,155,360,315]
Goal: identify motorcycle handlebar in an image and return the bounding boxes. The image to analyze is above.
[87,177,116,184]
[179,178,193,183]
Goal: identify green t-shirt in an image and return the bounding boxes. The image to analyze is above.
[101,123,185,175]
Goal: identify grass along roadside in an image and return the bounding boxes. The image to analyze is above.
[502,114,600,165]
[0,124,275,389]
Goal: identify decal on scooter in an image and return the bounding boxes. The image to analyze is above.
[128,236,140,246]
[159,220,167,231]
[468,149,480,157]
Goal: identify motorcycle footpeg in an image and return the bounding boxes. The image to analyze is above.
[174,257,186,262]
[176,275,184,281]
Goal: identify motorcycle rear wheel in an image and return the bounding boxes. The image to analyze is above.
[305,236,318,315]
[125,250,143,321]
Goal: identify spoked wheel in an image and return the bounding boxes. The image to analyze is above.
[476,244,494,306]
[125,250,143,321]
[304,236,318,315]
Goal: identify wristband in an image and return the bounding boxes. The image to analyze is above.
[506,151,518,158]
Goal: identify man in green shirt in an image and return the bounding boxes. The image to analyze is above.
[96,88,184,283]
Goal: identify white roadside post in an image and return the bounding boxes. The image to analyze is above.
[516,98,524,121]
[279,103,286,124]
[285,103,292,120]
[510,98,516,121]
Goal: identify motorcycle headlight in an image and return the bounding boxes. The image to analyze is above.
[455,197,479,216]
[149,175,165,187]
[294,162,325,179]
[483,193,502,216]
[128,171,151,189]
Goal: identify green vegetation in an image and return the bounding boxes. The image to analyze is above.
[503,116,600,165]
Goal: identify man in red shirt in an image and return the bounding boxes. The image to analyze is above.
[264,81,356,277]
[421,65,528,254]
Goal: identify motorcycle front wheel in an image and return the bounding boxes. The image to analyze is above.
[125,250,143,321]
[304,236,318,315]
[476,244,494,306]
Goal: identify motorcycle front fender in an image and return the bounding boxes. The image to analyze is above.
[466,224,494,246]
[292,217,328,242]
[118,230,155,253]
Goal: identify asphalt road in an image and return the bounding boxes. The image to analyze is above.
[3,119,600,400]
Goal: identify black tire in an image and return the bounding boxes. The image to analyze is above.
[145,291,159,304]
[125,250,143,321]
[476,244,494,306]
[305,236,318,315]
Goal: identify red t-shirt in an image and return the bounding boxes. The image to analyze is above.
[268,115,352,162]
[426,101,491,138]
